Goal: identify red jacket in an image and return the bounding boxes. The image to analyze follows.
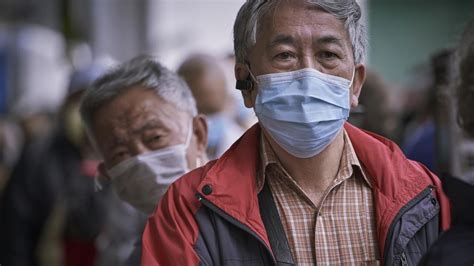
[142,123,450,265]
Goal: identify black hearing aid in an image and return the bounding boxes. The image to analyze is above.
[236,75,254,90]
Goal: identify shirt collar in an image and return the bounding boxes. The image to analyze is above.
[257,129,371,193]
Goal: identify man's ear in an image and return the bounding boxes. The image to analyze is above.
[192,115,208,154]
[235,63,256,108]
[351,64,366,108]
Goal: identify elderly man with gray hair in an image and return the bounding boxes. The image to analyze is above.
[142,1,450,265]
[79,56,208,265]
[81,56,208,215]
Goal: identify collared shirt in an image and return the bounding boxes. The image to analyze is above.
[257,130,380,265]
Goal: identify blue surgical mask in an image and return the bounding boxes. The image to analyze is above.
[253,68,354,158]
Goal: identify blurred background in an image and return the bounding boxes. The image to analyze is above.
[0,0,473,265]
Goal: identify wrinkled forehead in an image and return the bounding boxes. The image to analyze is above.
[256,1,338,34]
[91,88,190,140]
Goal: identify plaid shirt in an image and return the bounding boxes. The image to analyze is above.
[257,130,380,265]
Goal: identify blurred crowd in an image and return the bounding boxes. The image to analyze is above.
[0,23,257,266]
[0,1,473,266]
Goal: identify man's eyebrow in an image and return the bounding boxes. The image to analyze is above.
[267,34,296,48]
[315,35,345,48]
[131,120,164,135]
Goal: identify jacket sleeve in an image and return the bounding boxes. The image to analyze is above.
[141,180,202,266]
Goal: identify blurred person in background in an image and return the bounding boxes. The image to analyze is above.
[80,55,208,265]
[7,24,71,148]
[0,118,23,196]
[178,53,243,160]
[0,63,108,266]
[348,69,399,141]
[0,123,5,190]
[0,29,23,193]
[400,64,438,172]
[421,20,474,266]
[0,121,7,193]
[0,24,69,199]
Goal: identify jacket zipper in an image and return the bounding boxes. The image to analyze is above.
[400,252,408,266]
[383,186,434,264]
[195,193,277,265]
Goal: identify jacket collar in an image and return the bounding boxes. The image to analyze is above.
[197,123,270,248]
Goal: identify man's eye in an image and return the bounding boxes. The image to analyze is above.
[319,51,338,60]
[146,135,161,144]
[274,52,294,61]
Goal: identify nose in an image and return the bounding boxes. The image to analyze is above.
[130,141,150,157]
[299,55,321,72]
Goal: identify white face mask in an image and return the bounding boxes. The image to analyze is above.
[107,122,193,214]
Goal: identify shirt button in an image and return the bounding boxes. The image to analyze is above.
[431,198,437,206]
[202,184,213,195]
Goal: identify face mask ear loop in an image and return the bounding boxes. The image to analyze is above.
[348,68,356,88]
[184,119,194,149]
[246,63,258,85]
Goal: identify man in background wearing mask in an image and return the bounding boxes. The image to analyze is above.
[142,1,450,265]
[80,56,208,265]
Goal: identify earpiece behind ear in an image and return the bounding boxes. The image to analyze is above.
[236,74,255,91]
[236,79,253,90]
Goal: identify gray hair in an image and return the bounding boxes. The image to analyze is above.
[233,0,367,64]
[80,55,197,138]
